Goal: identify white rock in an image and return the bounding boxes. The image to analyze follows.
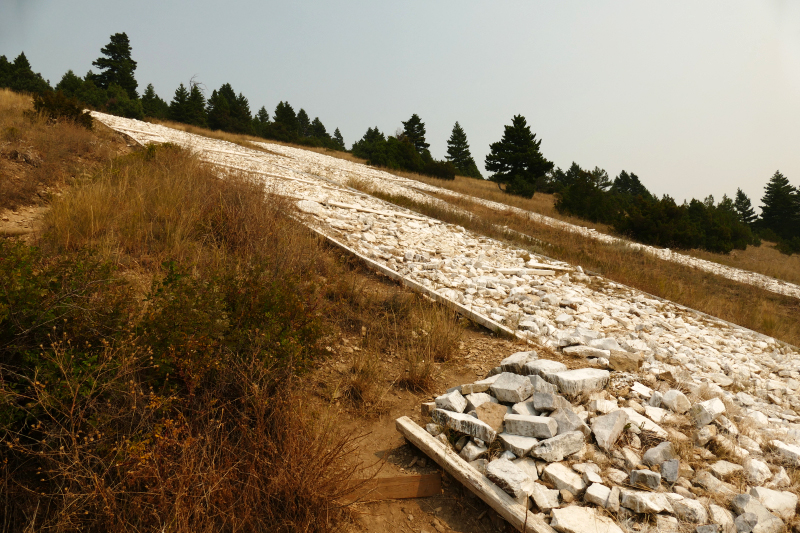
[709,503,736,533]
[631,382,653,398]
[523,359,567,380]
[621,407,668,438]
[671,497,708,523]
[529,482,560,511]
[589,338,622,351]
[498,433,539,457]
[772,439,800,466]
[584,483,612,507]
[620,489,673,514]
[562,345,610,359]
[431,409,497,443]
[486,458,529,502]
[513,456,539,482]
[435,389,467,413]
[296,200,326,216]
[643,405,669,423]
[511,400,538,416]
[710,460,743,478]
[750,486,798,521]
[551,368,610,396]
[500,351,537,373]
[490,372,534,403]
[542,462,586,495]
[504,414,558,439]
[550,506,624,533]
[743,458,772,486]
[591,409,629,450]
[531,431,585,462]
[589,399,618,414]
[767,467,791,489]
[460,440,487,461]
[642,441,675,466]
[464,392,497,411]
[690,397,726,427]
[662,389,691,414]
[731,493,784,533]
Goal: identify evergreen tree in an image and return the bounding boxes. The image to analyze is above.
[253,106,270,137]
[1,52,51,94]
[141,83,170,119]
[297,108,311,137]
[760,171,799,240]
[55,70,84,97]
[186,83,207,127]
[169,83,190,123]
[91,33,138,99]
[272,101,299,139]
[205,83,252,134]
[0,55,10,87]
[734,188,757,226]
[484,115,553,198]
[310,117,328,138]
[445,121,482,179]
[333,128,345,150]
[402,113,430,153]
[105,83,143,119]
[611,170,652,199]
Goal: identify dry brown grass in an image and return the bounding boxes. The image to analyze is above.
[687,241,800,286]
[0,89,123,211]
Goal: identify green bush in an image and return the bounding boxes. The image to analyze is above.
[30,90,93,129]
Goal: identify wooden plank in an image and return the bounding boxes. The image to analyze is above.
[396,416,556,533]
[344,473,442,502]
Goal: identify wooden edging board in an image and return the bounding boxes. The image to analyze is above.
[395,416,555,533]
[341,473,442,503]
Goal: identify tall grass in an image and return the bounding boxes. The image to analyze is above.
[0,89,118,211]
[2,143,371,532]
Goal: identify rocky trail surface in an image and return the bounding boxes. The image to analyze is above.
[92,112,800,532]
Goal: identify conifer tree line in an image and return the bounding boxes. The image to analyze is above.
[3,33,799,255]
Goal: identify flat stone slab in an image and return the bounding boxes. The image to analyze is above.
[550,407,591,436]
[490,372,534,403]
[432,409,497,443]
[523,359,567,380]
[550,505,624,533]
[620,489,673,514]
[542,462,586,495]
[671,497,708,523]
[584,483,612,508]
[710,460,743,478]
[435,389,467,412]
[551,368,610,397]
[529,482,560,511]
[690,397,726,427]
[504,413,558,439]
[643,441,675,466]
[591,409,629,450]
[500,351,537,373]
[731,494,785,533]
[750,486,798,521]
[662,389,691,413]
[630,469,661,490]
[485,458,529,502]
[772,440,800,466]
[620,407,668,438]
[531,431,585,462]
[531,392,570,412]
[498,433,539,457]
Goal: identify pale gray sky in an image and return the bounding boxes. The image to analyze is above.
[2,0,799,206]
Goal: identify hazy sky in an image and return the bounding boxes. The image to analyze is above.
[2,1,799,206]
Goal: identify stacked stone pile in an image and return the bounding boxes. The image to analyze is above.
[421,349,800,532]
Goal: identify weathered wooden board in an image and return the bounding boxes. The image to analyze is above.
[344,473,442,502]
[395,416,556,533]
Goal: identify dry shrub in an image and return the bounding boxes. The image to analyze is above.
[1,341,365,533]
[0,89,119,211]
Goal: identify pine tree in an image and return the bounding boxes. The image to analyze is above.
[169,83,190,123]
[310,117,328,138]
[186,83,207,127]
[333,128,345,150]
[253,106,270,137]
[272,101,299,138]
[734,188,757,226]
[484,115,553,198]
[611,170,652,198]
[56,70,84,97]
[760,171,799,240]
[297,109,311,137]
[141,83,169,119]
[401,113,430,153]
[445,122,482,179]
[91,33,138,99]
[4,52,51,94]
